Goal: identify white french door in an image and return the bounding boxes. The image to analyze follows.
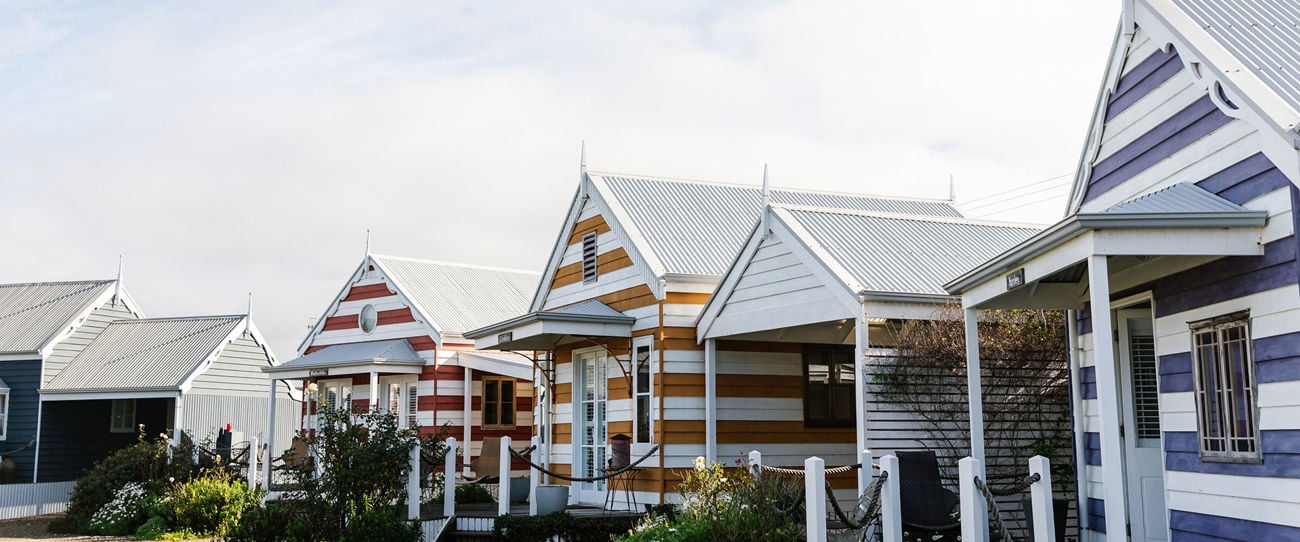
[1117,309,1168,541]
[575,350,608,499]
[379,376,419,428]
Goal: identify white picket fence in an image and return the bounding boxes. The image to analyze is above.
[750,450,1058,542]
[0,481,76,520]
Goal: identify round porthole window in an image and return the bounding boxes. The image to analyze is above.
[359,304,378,333]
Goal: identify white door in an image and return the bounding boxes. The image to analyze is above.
[1117,309,1168,541]
[380,376,419,428]
[575,350,608,501]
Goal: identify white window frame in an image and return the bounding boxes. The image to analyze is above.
[1190,311,1261,462]
[0,386,9,441]
[481,376,517,430]
[581,232,599,284]
[379,375,418,428]
[632,336,654,444]
[318,379,353,412]
[110,399,137,433]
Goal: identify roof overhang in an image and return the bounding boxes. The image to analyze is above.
[466,309,635,351]
[262,358,425,380]
[945,209,1267,310]
[451,351,534,380]
[41,389,181,401]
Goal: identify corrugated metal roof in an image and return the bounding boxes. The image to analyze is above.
[371,256,539,335]
[783,207,1040,296]
[0,280,114,354]
[547,299,627,318]
[1171,0,1300,114]
[279,339,421,369]
[593,173,963,276]
[46,316,244,392]
[1102,182,1249,214]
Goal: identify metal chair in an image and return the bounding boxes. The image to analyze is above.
[897,450,961,532]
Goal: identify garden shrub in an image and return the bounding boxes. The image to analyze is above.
[53,432,200,533]
[428,479,497,506]
[495,511,643,542]
[339,503,420,542]
[86,481,154,535]
[154,469,261,537]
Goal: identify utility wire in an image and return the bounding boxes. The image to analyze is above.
[962,180,1073,212]
[969,189,1071,219]
[961,171,1074,206]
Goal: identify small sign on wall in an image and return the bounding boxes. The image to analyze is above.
[498,332,513,344]
[308,368,330,377]
[1006,268,1026,290]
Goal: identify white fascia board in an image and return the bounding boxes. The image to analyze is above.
[369,256,444,349]
[178,316,251,395]
[960,232,1096,310]
[263,361,424,381]
[769,207,866,312]
[36,281,146,360]
[1092,226,1265,256]
[1068,22,1131,214]
[695,220,766,341]
[586,174,667,300]
[455,352,534,381]
[1139,0,1300,186]
[41,390,181,402]
[529,185,586,313]
[0,354,40,362]
[296,258,369,355]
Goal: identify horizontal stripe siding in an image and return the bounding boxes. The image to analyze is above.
[1085,95,1234,203]
[304,335,437,354]
[1149,237,1297,318]
[1081,366,1098,399]
[1165,431,1300,477]
[1160,351,1194,392]
[1170,509,1300,541]
[1087,497,1106,534]
[552,247,634,289]
[1161,332,1300,393]
[566,214,612,245]
[1195,152,1293,206]
[1106,46,1184,121]
[341,282,392,301]
[1084,431,1102,466]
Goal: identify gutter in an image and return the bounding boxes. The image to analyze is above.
[464,310,637,340]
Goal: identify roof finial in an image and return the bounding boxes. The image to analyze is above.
[246,292,253,319]
[580,140,587,172]
[948,174,956,203]
[113,254,124,305]
[364,229,371,256]
[578,140,590,198]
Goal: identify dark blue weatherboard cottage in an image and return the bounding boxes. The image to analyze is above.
[946,1,1300,541]
[0,279,297,488]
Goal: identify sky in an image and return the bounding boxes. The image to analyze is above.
[0,1,1121,358]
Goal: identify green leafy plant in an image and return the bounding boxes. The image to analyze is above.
[495,511,643,542]
[339,502,421,542]
[87,481,154,535]
[152,469,261,537]
[52,431,200,534]
[617,459,802,542]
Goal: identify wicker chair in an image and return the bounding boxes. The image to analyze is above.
[897,450,961,532]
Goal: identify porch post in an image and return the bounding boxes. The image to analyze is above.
[704,338,717,463]
[854,302,870,497]
[962,308,985,464]
[263,379,277,493]
[369,370,380,413]
[1066,310,1091,535]
[172,394,184,446]
[1087,255,1128,539]
[463,367,473,477]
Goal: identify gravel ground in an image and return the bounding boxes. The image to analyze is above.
[0,515,210,542]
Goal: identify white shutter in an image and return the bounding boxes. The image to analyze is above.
[407,382,419,428]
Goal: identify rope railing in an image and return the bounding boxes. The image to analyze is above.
[759,462,872,477]
[824,470,887,530]
[971,472,1041,542]
[508,444,660,483]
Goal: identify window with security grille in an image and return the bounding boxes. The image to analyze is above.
[1191,312,1259,461]
[581,232,598,283]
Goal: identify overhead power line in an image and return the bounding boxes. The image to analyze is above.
[962,180,1073,212]
[961,171,1074,206]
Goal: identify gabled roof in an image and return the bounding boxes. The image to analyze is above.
[778,206,1041,298]
[1099,182,1253,215]
[0,280,120,355]
[590,173,963,278]
[1167,0,1300,117]
[370,256,539,337]
[45,315,247,394]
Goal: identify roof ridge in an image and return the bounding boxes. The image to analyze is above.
[777,203,1045,229]
[369,254,540,276]
[111,315,246,324]
[97,316,243,368]
[0,280,112,323]
[0,279,113,289]
[587,170,955,204]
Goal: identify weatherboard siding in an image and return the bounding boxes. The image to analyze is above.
[190,335,272,396]
[181,394,297,456]
[710,236,849,338]
[0,360,40,480]
[37,398,171,482]
[42,302,136,384]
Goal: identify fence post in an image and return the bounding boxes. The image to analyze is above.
[880,454,901,542]
[498,436,512,517]
[1029,455,1055,542]
[749,450,762,481]
[529,436,541,516]
[960,456,988,542]
[408,445,421,520]
[805,456,826,542]
[247,436,259,490]
[444,437,457,518]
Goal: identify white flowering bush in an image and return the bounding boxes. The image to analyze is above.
[88,481,154,535]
